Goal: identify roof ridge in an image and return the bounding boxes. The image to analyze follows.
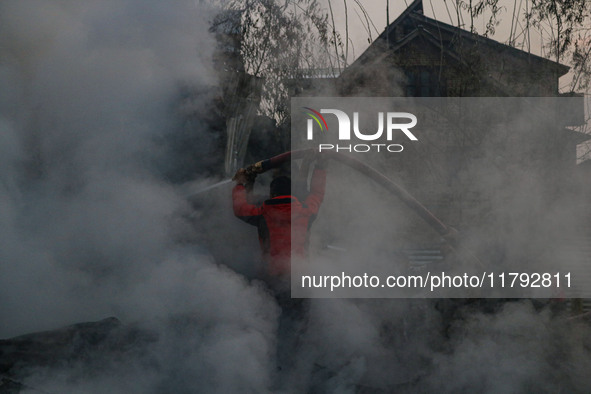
[407,12,569,74]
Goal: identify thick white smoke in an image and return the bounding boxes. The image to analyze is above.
[0,1,280,391]
[0,0,222,333]
[2,1,591,393]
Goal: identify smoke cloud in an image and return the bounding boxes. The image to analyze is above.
[0,0,220,335]
[0,1,280,391]
[1,1,591,393]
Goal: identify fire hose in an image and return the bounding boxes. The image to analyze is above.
[244,148,455,239]
[243,149,486,267]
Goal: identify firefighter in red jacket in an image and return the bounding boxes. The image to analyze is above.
[232,159,326,290]
[233,158,326,374]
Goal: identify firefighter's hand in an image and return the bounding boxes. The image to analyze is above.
[246,161,264,175]
[232,169,249,185]
[233,168,256,186]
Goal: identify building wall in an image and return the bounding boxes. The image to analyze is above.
[291,26,584,265]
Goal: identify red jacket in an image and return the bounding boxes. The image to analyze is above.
[233,169,326,276]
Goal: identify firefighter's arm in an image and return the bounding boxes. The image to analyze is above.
[232,169,262,224]
[232,184,263,224]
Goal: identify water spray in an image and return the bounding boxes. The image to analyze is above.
[185,179,233,199]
